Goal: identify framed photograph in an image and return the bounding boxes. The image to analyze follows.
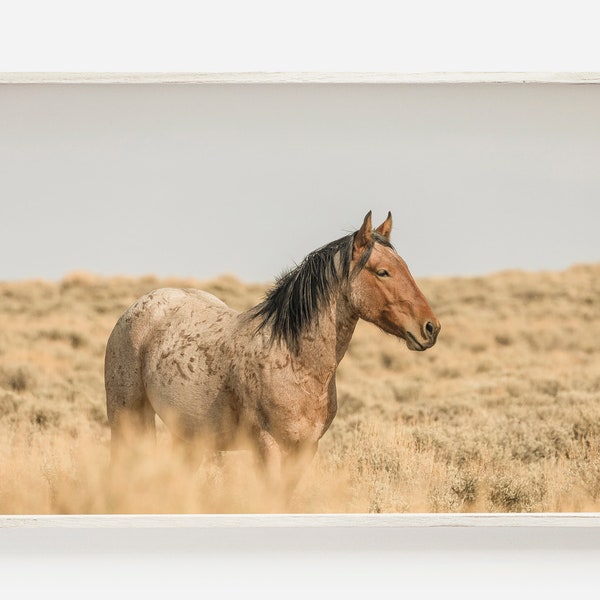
[1,71,600,598]
[1,71,599,524]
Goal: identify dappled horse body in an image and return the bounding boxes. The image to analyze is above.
[105,211,440,500]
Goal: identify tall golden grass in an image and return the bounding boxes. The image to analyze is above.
[1,265,599,513]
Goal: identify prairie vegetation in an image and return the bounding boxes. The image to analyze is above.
[1,265,599,513]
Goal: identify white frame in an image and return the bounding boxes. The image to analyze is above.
[1,513,600,528]
[1,72,599,535]
[2,72,600,84]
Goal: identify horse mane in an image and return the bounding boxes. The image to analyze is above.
[249,229,393,354]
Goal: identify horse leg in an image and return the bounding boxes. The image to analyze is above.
[105,336,156,463]
[282,442,319,500]
[107,392,156,463]
[255,433,319,509]
[255,430,288,509]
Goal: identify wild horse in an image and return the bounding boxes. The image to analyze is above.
[105,211,440,501]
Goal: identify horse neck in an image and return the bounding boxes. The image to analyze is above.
[294,290,358,373]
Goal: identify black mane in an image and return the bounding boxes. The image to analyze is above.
[249,230,393,354]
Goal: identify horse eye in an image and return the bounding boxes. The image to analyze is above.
[376,269,390,278]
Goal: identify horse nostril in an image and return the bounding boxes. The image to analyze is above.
[424,321,435,339]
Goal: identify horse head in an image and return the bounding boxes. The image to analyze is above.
[349,211,441,351]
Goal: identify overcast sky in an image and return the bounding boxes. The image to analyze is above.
[1,82,598,283]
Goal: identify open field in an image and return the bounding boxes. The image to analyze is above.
[1,265,600,513]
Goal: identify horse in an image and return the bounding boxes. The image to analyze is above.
[104,211,440,502]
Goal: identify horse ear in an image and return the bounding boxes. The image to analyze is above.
[354,210,373,254]
[375,211,393,240]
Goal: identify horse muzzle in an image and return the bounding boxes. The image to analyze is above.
[405,319,441,351]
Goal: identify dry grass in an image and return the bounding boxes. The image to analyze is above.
[1,265,600,513]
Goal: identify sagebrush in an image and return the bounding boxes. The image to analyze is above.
[1,265,599,513]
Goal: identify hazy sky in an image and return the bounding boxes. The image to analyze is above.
[1,83,599,283]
